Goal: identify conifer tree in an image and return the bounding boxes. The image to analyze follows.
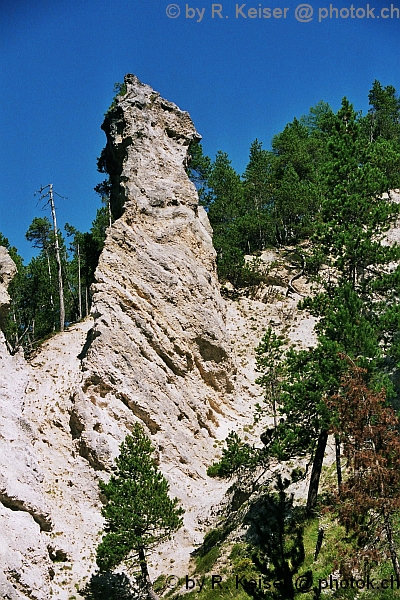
[220,96,400,515]
[300,100,333,132]
[26,217,56,323]
[96,424,184,600]
[206,151,247,283]
[242,139,274,249]
[186,141,212,207]
[65,224,85,320]
[269,116,327,246]
[364,79,400,144]
[272,98,400,511]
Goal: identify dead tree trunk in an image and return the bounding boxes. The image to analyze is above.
[44,248,55,330]
[48,184,65,332]
[77,241,82,320]
[335,435,342,494]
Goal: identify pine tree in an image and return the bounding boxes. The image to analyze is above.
[96,424,184,600]
[65,224,85,320]
[255,327,286,430]
[24,217,60,340]
[242,139,274,250]
[206,151,247,284]
[300,100,333,133]
[25,217,56,324]
[186,141,212,208]
[312,97,400,291]
[24,216,77,342]
[269,117,327,246]
[364,79,400,144]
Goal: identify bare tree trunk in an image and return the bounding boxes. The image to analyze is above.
[335,435,342,494]
[138,547,159,600]
[84,250,89,317]
[85,286,89,317]
[49,184,65,331]
[314,527,324,560]
[77,241,82,320]
[12,309,18,347]
[107,198,112,228]
[45,248,55,330]
[306,429,328,515]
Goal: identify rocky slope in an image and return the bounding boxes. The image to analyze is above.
[0,75,337,599]
[2,78,399,599]
[0,75,266,599]
[69,73,258,581]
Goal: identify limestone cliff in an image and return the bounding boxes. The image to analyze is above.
[72,74,236,474]
[0,250,53,600]
[0,75,257,599]
[3,76,398,600]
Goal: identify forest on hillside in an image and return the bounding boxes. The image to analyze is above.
[190,80,400,600]
[188,79,400,285]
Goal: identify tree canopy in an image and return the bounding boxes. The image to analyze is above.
[208,82,400,525]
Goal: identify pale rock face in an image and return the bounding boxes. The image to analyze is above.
[0,77,251,599]
[0,507,50,600]
[0,249,52,599]
[73,74,235,474]
[0,246,17,331]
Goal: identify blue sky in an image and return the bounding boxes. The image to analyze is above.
[1,0,399,260]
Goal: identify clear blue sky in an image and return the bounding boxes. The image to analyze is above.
[1,0,399,260]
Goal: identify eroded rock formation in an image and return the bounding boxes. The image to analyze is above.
[72,74,235,474]
[0,246,17,333]
[0,76,251,599]
[0,249,52,600]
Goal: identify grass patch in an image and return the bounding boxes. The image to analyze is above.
[172,575,253,600]
[173,474,400,600]
[195,545,221,574]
